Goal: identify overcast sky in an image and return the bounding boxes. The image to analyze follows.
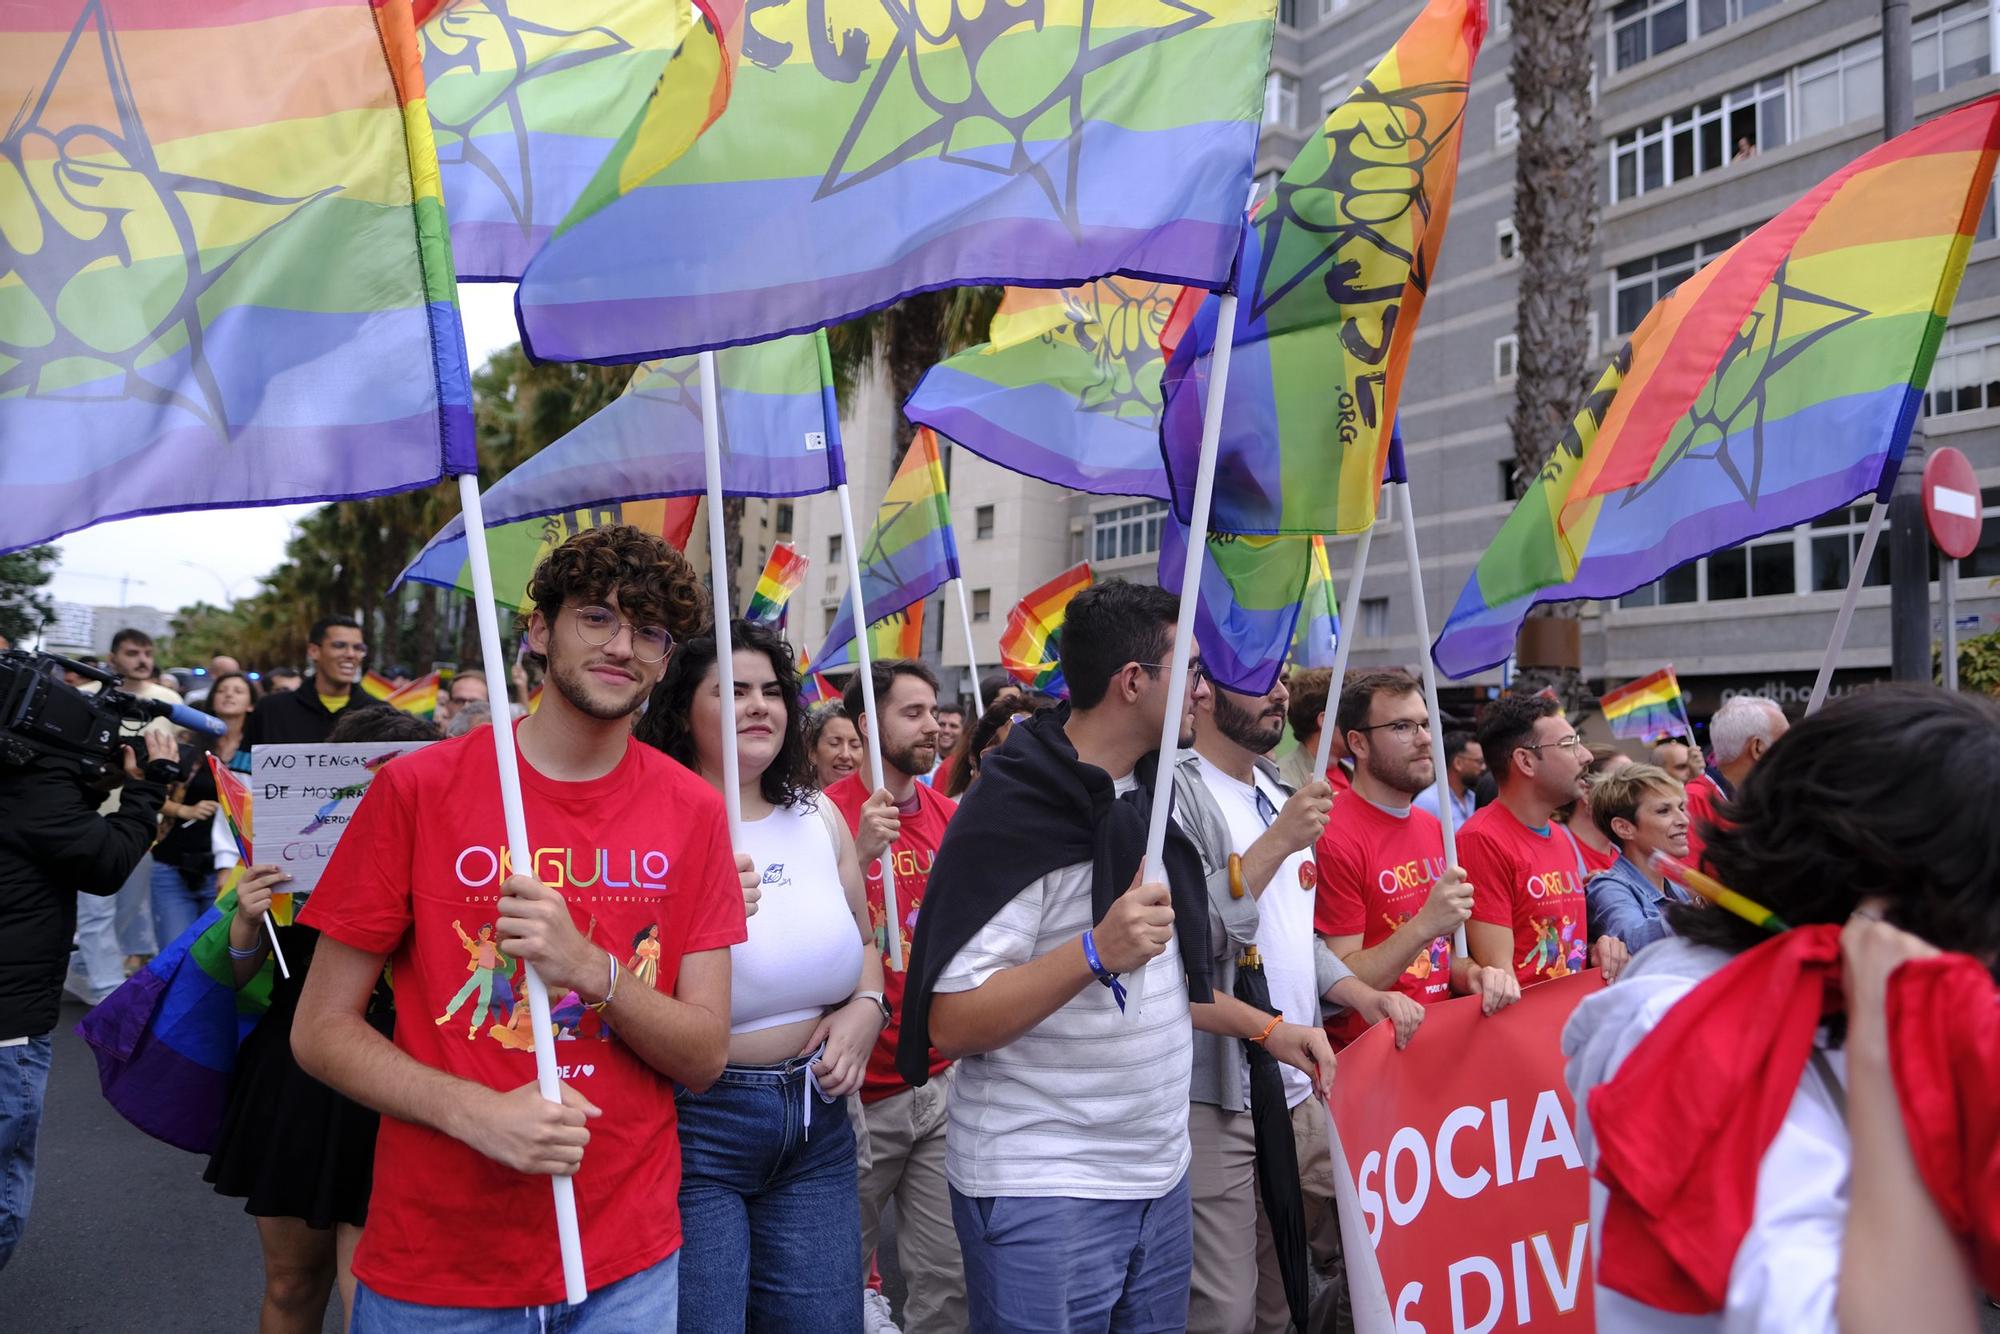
[45,283,525,618]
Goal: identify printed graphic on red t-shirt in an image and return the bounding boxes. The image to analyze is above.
[826,774,956,1101]
[1460,802,1589,990]
[299,730,745,1308]
[1313,797,1452,1045]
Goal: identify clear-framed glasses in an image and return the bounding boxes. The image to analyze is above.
[1524,733,1585,754]
[568,604,673,663]
[1351,718,1432,742]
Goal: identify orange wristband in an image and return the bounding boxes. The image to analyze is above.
[1253,1013,1283,1045]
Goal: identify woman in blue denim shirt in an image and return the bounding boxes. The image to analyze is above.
[1584,763,1695,954]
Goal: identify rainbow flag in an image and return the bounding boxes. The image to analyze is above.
[905,279,1184,500]
[796,644,838,706]
[361,671,398,701]
[527,683,544,714]
[385,670,442,717]
[999,563,1093,698]
[1289,536,1341,669]
[418,0,738,280]
[1433,97,2000,678]
[208,752,254,862]
[815,428,961,669]
[515,0,1279,362]
[0,0,475,556]
[1160,0,1484,539]
[401,332,843,594]
[401,498,700,612]
[1599,667,1691,745]
[745,544,809,627]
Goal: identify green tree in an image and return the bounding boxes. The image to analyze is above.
[0,545,58,647]
[825,288,1003,465]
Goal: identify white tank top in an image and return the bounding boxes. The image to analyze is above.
[729,801,865,1034]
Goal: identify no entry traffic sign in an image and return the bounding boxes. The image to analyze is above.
[1924,447,1983,560]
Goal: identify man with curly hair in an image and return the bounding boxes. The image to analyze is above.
[296,526,753,1331]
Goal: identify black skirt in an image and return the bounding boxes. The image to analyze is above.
[202,925,395,1229]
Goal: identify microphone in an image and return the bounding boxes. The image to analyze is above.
[139,698,227,737]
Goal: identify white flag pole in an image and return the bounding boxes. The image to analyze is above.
[1312,499,1381,782]
[697,352,744,843]
[1807,498,1888,715]
[1132,290,1242,1021]
[954,577,987,715]
[456,471,588,1306]
[834,481,904,970]
[1393,478,1467,957]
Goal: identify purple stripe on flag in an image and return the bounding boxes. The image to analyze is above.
[905,364,1171,500]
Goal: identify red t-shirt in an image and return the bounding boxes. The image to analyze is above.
[299,730,745,1307]
[1312,797,1452,1046]
[1572,830,1618,875]
[825,774,956,1101]
[1461,801,1591,990]
[1684,773,1726,869]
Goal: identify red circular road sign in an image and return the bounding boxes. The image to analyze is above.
[1924,446,1983,560]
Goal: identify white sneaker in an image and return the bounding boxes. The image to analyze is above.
[862,1287,901,1333]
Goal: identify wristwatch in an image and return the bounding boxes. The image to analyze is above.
[854,989,893,1027]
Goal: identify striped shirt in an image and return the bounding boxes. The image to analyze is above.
[936,815,1193,1199]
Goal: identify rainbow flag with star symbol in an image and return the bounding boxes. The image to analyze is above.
[745,544,809,626]
[1,0,475,556]
[1433,97,2000,679]
[516,0,1279,362]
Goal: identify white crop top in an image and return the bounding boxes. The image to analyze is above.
[729,801,865,1034]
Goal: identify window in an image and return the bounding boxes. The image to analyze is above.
[1360,597,1389,637]
[972,588,992,622]
[1498,458,1518,500]
[1496,215,1518,263]
[975,504,995,539]
[1279,0,1298,26]
[829,533,842,564]
[1493,0,1512,32]
[1609,78,1785,203]
[1962,487,2000,579]
[1612,0,1689,71]
[1926,316,2000,417]
[1611,227,1754,335]
[775,502,793,536]
[1620,510,1884,606]
[1264,73,1299,128]
[1091,501,1168,562]
[1808,506,1889,592]
[1495,97,1519,148]
[1494,334,1518,380]
[1319,0,1348,20]
[1320,74,1354,120]
[1912,1,1991,94]
[1794,39,1881,140]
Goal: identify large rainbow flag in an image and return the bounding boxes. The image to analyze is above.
[1433,97,2000,678]
[815,428,960,669]
[401,332,843,594]
[904,279,1184,500]
[1,0,475,555]
[1160,0,1484,539]
[1599,666,1692,745]
[403,498,699,612]
[999,563,1093,698]
[418,0,738,280]
[515,0,1279,362]
[745,544,808,626]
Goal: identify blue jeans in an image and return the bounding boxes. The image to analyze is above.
[351,1249,678,1332]
[675,1052,861,1332]
[952,1171,1195,1334]
[0,1036,54,1272]
[150,862,213,951]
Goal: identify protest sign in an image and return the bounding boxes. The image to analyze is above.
[1331,972,1604,1334]
[249,742,432,894]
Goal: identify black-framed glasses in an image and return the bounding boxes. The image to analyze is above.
[1351,718,1432,742]
[1133,657,1209,682]
[567,604,673,663]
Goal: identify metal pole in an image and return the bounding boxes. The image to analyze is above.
[1884,0,1931,683]
[1311,516,1376,781]
[1394,481,1468,957]
[1943,557,1960,690]
[954,577,986,714]
[1808,499,1889,714]
[698,353,744,845]
[456,472,588,1305]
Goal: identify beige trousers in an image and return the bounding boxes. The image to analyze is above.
[857,1071,967,1334]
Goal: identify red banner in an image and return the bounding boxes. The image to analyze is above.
[1329,972,1605,1333]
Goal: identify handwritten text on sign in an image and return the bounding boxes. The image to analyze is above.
[1330,972,1604,1334]
[249,742,431,894]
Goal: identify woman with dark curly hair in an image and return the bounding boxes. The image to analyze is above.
[637,619,884,1332]
[1564,685,2000,1332]
[945,693,1055,799]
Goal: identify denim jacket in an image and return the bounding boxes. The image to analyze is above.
[1585,852,1690,954]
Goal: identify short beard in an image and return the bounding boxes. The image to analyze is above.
[549,656,648,721]
[1211,690,1282,756]
[1364,746,1430,797]
[884,737,935,779]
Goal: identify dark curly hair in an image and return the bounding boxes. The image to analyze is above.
[948,693,1057,798]
[1672,684,2000,959]
[635,619,816,810]
[522,525,708,668]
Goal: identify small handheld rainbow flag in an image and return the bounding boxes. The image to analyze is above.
[384,671,441,718]
[208,755,254,865]
[1599,667,1692,744]
[360,672,397,701]
[745,544,809,627]
[1000,563,1093,698]
[1650,850,1789,933]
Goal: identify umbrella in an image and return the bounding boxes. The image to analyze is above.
[1236,946,1309,1332]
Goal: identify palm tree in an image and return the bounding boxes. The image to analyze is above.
[1507,0,1598,703]
[824,287,1003,466]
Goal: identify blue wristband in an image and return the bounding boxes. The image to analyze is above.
[1080,929,1128,1013]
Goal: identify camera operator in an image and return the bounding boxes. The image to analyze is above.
[0,728,177,1270]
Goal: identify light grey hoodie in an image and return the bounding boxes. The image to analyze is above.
[1560,937,1850,1333]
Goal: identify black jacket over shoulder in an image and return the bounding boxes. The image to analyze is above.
[242,677,384,747]
[0,761,164,1038]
